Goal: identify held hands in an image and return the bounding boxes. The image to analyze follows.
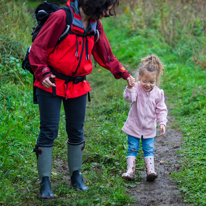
[42,75,135,89]
[127,76,135,89]
[42,75,56,88]
[160,125,166,136]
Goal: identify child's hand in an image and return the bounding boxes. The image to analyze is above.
[127,76,135,87]
[160,125,166,136]
[127,85,133,89]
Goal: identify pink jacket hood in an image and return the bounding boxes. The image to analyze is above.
[122,82,168,139]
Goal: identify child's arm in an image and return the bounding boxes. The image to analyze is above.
[123,83,138,103]
[156,90,168,134]
[159,125,166,136]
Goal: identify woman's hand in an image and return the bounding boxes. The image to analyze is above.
[42,75,56,88]
[160,125,166,136]
[127,76,135,88]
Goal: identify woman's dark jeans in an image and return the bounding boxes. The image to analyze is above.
[36,88,87,146]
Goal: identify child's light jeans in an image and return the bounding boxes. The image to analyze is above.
[127,135,154,157]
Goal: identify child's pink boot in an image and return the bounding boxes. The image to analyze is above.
[144,156,158,181]
[122,156,136,181]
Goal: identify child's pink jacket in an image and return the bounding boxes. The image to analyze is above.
[122,83,168,139]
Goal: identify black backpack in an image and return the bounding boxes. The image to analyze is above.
[22,1,73,74]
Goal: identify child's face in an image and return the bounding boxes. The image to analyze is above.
[139,71,157,92]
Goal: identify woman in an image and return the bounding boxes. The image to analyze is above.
[29,0,135,199]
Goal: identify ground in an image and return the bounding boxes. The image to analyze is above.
[51,100,190,205]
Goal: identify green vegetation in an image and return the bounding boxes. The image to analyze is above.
[0,0,206,205]
[103,3,206,204]
[26,1,42,8]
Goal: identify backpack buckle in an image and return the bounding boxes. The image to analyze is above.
[74,77,82,84]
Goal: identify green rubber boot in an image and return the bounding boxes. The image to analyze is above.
[33,144,55,199]
[67,141,88,191]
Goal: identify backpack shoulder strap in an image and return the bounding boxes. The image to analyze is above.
[57,7,73,45]
[94,20,100,44]
[96,20,99,29]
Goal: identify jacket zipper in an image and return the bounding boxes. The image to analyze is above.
[73,36,85,76]
[75,37,79,57]
[104,42,110,63]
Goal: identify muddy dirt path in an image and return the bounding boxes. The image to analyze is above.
[126,102,189,206]
[51,99,189,205]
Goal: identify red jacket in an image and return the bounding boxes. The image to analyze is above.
[29,0,130,98]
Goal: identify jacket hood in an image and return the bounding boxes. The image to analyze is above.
[67,0,71,6]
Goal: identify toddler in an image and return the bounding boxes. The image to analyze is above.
[122,54,168,182]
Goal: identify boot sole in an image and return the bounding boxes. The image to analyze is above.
[122,175,135,181]
[38,193,55,200]
[72,185,89,191]
[146,173,158,182]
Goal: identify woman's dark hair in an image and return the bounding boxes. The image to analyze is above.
[79,0,119,20]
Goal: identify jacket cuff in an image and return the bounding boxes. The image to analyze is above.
[125,86,134,91]
[159,122,167,127]
[121,67,130,80]
[38,67,52,83]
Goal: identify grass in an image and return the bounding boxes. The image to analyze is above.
[0,50,139,206]
[0,0,35,63]
[1,0,206,205]
[102,15,206,205]
[26,1,42,9]
[0,1,140,205]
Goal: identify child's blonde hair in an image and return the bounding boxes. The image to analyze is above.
[138,54,164,86]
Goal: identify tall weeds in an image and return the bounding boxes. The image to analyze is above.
[0,0,34,66]
[118,0,206,68]
[120,0,206,36]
